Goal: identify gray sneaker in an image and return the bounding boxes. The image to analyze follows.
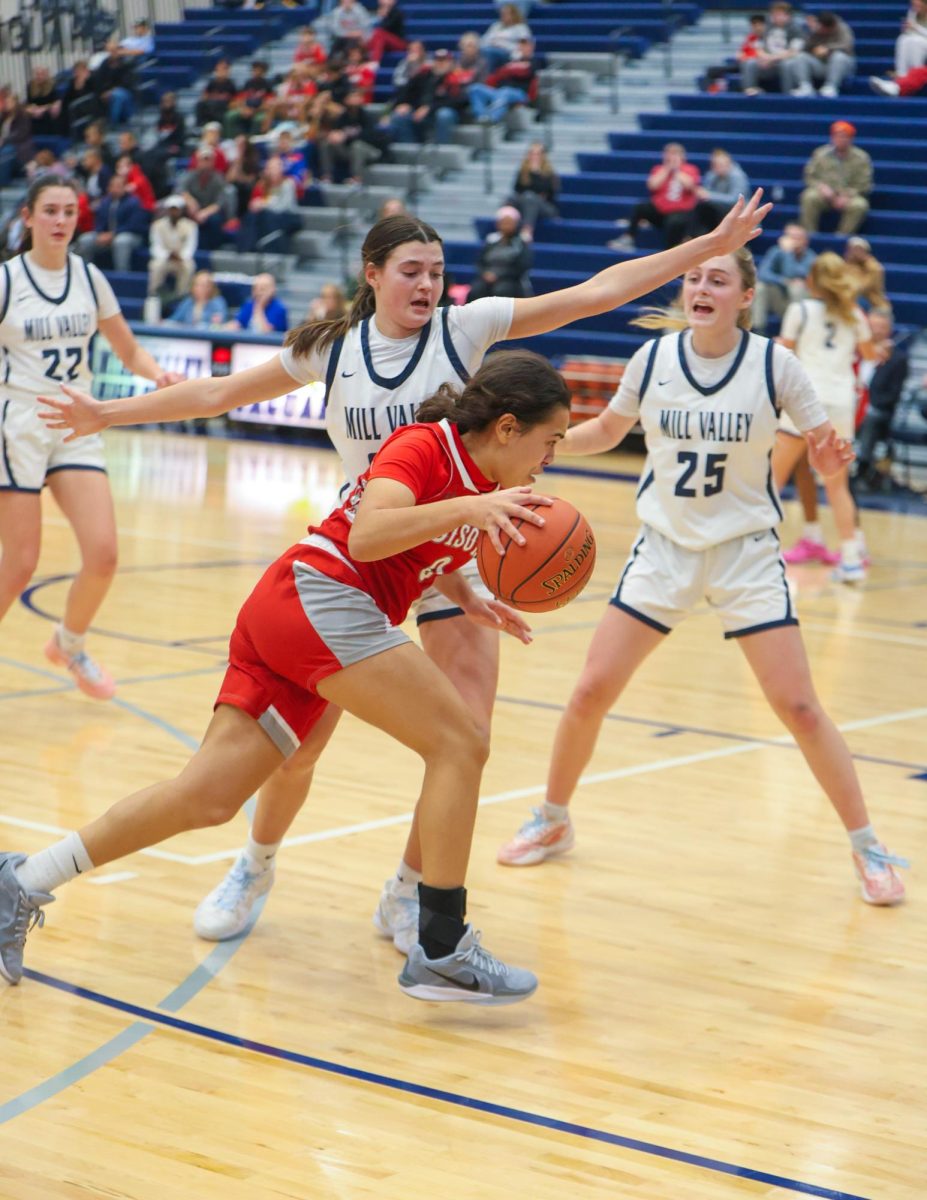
[398,925,537,1005]
[372,876,419,956]
[0,853,54,985]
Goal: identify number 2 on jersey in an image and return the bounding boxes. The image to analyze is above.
[674,451,727,498]
[41,347,82,383]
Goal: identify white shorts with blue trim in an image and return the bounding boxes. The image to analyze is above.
[413,556,493,625]
[779,401,854,441]
[0,398,106,493]
[611,525,798,639]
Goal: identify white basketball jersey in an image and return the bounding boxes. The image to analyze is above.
[0,254,107,406]
[613,330,787,551]
[279,298,513,484]
[781,298,868,409]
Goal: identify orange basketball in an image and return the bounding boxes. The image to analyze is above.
[476,496,596,613]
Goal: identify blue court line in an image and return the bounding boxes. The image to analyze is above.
[0,908,267,1126]
[496,694,927,775]
[18,968,872,1200]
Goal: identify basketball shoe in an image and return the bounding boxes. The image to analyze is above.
[44,633,115,701]
[832,560,867,585]
[372,876,418,955]
[852,844,908,906]
[0,853,53,984]
[193,854,274,940]
[398,926,537,1004]
[497,806,575,866]
[782,537,839,566]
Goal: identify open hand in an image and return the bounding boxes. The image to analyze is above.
[37,385,104,442]
[463,595,533,644]
[806,427,855,478]
[712,189,773,254]
[472,486,552,556]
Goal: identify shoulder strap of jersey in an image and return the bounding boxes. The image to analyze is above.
[440,306,471,384]
[764,335,779,415]
[797,300,807,339]
[77,254,101,315]
[322,334,345,414]
[638,336,662,404]
[0,260,10,326]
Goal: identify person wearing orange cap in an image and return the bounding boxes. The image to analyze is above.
[799,121,873,235]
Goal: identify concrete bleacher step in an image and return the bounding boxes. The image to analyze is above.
[319,183,399,220]
[297,208,357,236]
[209,250,289,279]
[291,231,325,263]
[362,163,433,194]
[388,143,473,176]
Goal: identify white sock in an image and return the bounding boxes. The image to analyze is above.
[396,859,422,886]
[15,832,94,894]
[56,624,85,656]
[841,539,862,567]
[849,824,878,854]
[542,801,571,823]
[243,832,279,873]
[803,522,824,544]
[855,529,868,554]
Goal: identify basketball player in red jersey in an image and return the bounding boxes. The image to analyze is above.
[1,351,570,1004]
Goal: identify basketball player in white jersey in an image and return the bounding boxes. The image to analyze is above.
[0,178,182,699]
[497,247,906,906]
[773,252,876,583]
[39,193,774,947]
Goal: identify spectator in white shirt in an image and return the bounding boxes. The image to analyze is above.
[147,195,198,298]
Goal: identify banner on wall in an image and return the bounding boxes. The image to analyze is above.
[90,334,214,399]
[226,343,327,431]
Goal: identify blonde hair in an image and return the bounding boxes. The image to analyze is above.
[518,142,557,187]
[807,251,858,325]
[632,247,757,333]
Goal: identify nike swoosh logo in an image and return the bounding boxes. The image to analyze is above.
[340,370,356,378]
[72,855,82,874]
[427,968,482,992]
[657,378,673,386]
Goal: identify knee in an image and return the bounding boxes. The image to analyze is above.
[427,720,490,772]
[772,695,822,737]
[0,548,40,591]
[84,542,118,579]
[568,672,616,722]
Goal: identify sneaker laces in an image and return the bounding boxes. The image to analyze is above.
[860,846,910,872]
[517,806,549,837]
[212,858,263,911]
[460,929,506,978]
[11,893,46,951]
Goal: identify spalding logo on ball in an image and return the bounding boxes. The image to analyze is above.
[476,496,596,612]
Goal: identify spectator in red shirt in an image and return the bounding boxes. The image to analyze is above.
[293,27,327,67]
[188,123,229,174]
[609,142,701,251]
[367,0,408,63]
[344,44,377,103]
[115,153,156,211]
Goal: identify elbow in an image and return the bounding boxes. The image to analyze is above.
[346,526,379,562]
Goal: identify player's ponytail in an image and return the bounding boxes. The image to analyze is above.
[632,246,757,333]
[285,213,443,360]
[416,349,571,432]
[807,251,858,325]
[18,176,81,254]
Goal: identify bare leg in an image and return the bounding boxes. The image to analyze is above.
[79,706,286,866]
[317,642,489,888]
[737,625,868,830]
[0,493,41,623]
[821,466,857,543]
[793,456,819,526]
[47,471,118,635]
[547,606,666,807]
[249,703,342,844]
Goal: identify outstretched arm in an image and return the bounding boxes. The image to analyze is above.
[97,313,185,388]
[507,190,771,340]
[39,354,300,442]
[561,408,637,457]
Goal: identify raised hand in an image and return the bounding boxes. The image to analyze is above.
[712,189,774,253]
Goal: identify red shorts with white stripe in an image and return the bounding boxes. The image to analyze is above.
[215,544,411,756]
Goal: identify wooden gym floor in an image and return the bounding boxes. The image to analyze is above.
[0,431,924,1200]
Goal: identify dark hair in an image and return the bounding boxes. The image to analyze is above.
[19,176,81,253]
[415,350,571,433]
[816,10,837,28]
[284,214,443,358]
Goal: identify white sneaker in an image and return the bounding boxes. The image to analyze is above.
[832,560,867,585]
[819,84,838,98]
[790,83,815,97]
[869,76,900,97]
[193,854,274,940]
[372,876,419,955]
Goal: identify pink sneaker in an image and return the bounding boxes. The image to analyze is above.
[782,537,838,565]
[497,807,575,867]
[852,844,908,906]
[44,635,116,701]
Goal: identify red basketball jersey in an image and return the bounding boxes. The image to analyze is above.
[305,418,495,625]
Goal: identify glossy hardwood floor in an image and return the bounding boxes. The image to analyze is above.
[0,432,924,1200]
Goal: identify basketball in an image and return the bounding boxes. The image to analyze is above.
[476,496,596,612]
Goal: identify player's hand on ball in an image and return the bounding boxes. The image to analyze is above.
[805,427,855,478]
[464,596,533,644]
[37,385,104,442]
[472,486,552,555]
